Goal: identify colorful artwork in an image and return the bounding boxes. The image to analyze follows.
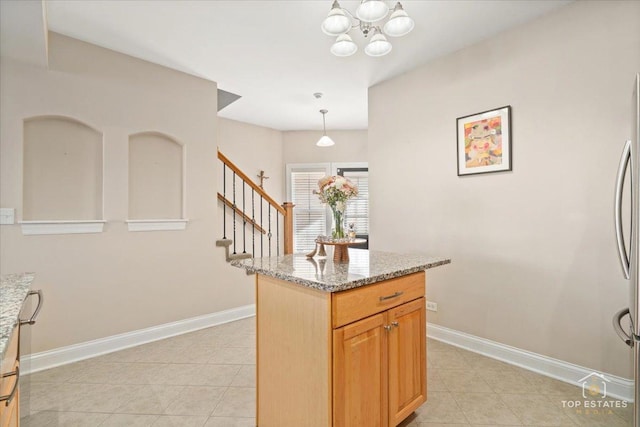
[464,117,502,167]
[457,106,511,176]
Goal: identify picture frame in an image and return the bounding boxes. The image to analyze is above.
[456,105,512,176]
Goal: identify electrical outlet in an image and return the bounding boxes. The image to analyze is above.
[426,301,438,312]
[0,208,15,225]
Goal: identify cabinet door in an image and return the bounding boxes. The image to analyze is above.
[333,313,388,427]
[0,327,19,427]
[387,298,426,427]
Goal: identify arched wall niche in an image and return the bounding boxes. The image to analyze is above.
[127,131,187,231]
[22,115,105,235]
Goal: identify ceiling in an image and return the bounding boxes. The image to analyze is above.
[6,1,571,130]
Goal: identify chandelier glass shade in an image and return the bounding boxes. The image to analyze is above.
[356,0,389,22]
[331,34,358,56]
[322,0,414,57]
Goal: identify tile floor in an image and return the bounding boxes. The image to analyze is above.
[21,316,631,426]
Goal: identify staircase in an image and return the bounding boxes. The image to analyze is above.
[216,149,293,261]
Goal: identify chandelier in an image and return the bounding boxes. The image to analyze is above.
[321,0,415,57]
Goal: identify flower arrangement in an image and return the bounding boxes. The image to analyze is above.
[314,175,358,239]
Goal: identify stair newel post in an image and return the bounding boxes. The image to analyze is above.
[242,181,246,254]
[232,172,237,255]
[283,202,294,255]
[260,196,264,258]
[223,164,227,239]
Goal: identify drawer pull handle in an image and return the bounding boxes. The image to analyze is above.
[0,366,19,406]
[20,289,44,326]
[379,291,403,302]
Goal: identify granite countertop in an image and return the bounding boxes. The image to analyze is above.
[0,273,35,360]
[231,249,450,292]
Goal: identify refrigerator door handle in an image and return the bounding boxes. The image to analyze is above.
[613,308,634,347]
[614,140,632,280]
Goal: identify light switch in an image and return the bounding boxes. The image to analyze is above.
[0,208,16,225]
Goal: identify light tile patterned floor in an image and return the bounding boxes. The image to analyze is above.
[22,317,631,426]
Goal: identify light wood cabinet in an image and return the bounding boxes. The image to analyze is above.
[333,297,426,427]
[0,325,20,427]
[387,299,426,426]
[256,271,426,427]
[333,313,388,427]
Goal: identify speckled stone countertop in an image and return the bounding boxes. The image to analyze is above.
[231,250,450,292]
[1,273,35,360]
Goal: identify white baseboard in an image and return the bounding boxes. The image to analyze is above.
[428,323,635,403]
[22,304,256,375]
[20,309,634,403]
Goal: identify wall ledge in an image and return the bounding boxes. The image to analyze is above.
[126,219,189,232]
[20,220,105,235]
[428,323,634,403]
[21,304,256,375]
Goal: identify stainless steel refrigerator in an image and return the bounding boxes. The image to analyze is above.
[614,72,640,427]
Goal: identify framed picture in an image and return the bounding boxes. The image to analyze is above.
[457,105,512,176]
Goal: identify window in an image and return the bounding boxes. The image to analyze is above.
[287,163,369,253]
[289,166,330,253]
[338,168,369,236]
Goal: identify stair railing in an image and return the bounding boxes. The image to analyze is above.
[217,149,294,258]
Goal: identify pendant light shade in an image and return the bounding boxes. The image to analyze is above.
[365,31,392,57]
[317,135,335,147]
[356,0,389,23]
[317,109,335,147]
[322,1,351,36]
[331,34,358,57]
[383,2,415,37]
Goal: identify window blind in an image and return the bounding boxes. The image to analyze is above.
[291,170,327,253]
[342,170,369,235]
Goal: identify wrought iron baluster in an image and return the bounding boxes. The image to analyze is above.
[276,212,280,256]
[260,196,264,258]
[268,205,272,257]
[242,182,246,254]
[252,189,255,257]
[232,172,237,255]
[222,164,226,239]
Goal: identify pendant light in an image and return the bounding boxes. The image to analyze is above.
[317,109,335,147]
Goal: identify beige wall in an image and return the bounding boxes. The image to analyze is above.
[0,33,256,353]
[218,117,284,202]
[283,130,367,164]
[369,0,640,378]
[217,118,285,256]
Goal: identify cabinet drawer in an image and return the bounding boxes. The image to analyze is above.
[332,271,425,328]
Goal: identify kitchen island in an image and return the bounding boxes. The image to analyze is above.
[232,249,450,427]
[1,273,36,427]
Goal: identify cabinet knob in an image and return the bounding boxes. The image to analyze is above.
[384,325,392,331]
[391,321,399,328]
